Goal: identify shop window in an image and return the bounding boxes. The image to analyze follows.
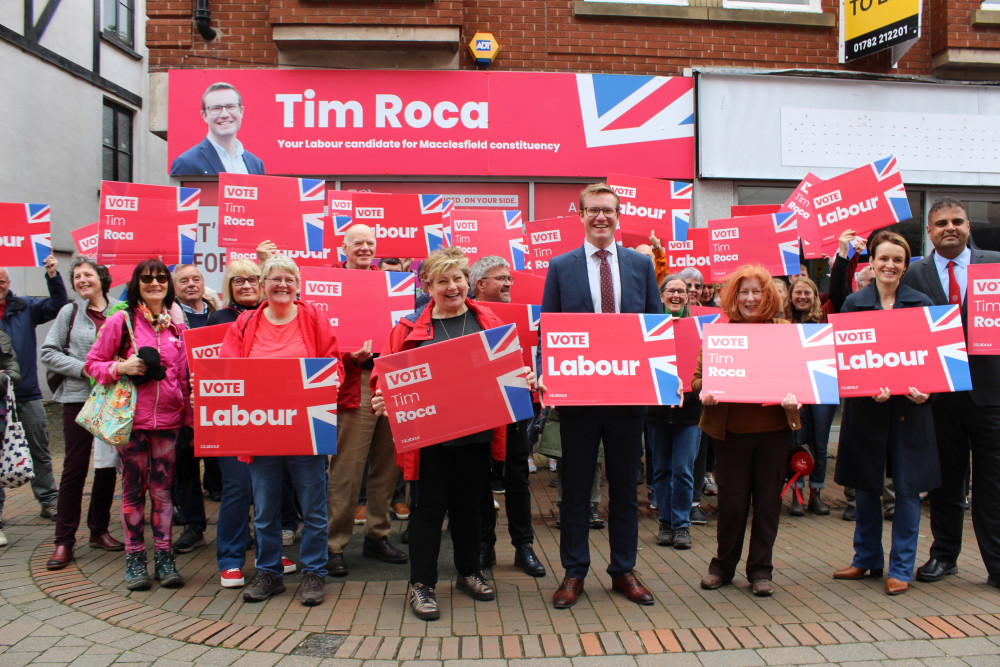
[723,0,820,11]
[103,0,134,48]
[103,100,133,183]
[959,199,1000,253]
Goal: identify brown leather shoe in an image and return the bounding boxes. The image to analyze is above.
[885,577,909,595]
[611,571,654,606]
[89,533,125,551]
[552,576,585,609]
[833,565,884,580]
[46,544,73,570]
[700,571,731,590]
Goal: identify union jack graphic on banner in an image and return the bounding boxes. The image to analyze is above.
[425,223,446,254]
[333,215,353,235]
[671,181,693,200]
[871,155,899,181]
[925,304,964,333]
[306,404,338,455]
[798,323,834,348]
[509,237,527,271]
[640,314,675,343]
[386,271,416,297]
[303,213,325,252]
[27,203,50,223]
[177,187,200,212]
[504,210,523,229]
[495,367,534,422]
[481,323,522,361]
[300,358,341,390]
[806,359,840,405]
[299,178,325,202]
[178,223,197,265]
[420,194,444,215]
[576,74,694,148]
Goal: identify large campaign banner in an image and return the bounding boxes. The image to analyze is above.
[829,305,972,396]
[449,209,527,270]
[540,313,679,406]
[217,173,325,252]
[804,156,911,255]
[700,323,839,404]
[192,357,340,456]
[608,173,691,244]
[182,323,231,369]
[299,266,416,352]
[707,212,800,281]
[968,264,1000,355]
[373,324,533,452]
[97,181,200,265]
[168,70,694,179]
[665,228,710,274]
[343,192,447,257]
[0,202,51,267]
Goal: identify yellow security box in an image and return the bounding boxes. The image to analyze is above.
[469,32,500,66]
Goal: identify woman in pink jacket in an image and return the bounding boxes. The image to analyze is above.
[86,259,191,591]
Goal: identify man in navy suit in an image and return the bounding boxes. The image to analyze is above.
[538,183,662,609]
[901,197,1000,588]
[170,82,266,176]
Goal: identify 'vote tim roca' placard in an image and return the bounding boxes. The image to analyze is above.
[967,264,1000,355]
[373,324,533,453]
[193,357,341,456]
[540,313,680,406]
[98,181,200,265]
[0,202,51,267]
[700,323,839,404]
[707,212,800,282]
[829,305,971,397]
[449,209,527,270]
[218,173,325,252]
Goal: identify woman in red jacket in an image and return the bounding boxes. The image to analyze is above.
[219,256,344,608]
[371,247,534,621]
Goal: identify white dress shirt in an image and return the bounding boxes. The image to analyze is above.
[207,135,250,174]
[584,240,622,313]
[932,246,971,303]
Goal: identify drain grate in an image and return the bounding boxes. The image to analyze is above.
[291,633,348,657]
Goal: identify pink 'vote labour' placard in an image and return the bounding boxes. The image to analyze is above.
[540,313,679,406]
[700,323,839,404]
[218,173,325,252]
[830,305,971,396]
[182,323,231,369]
[373,324,534,453]
[347,192,447,257]
[299,266,416,352]
[0,202,51,267]
[666,228,710,274]
[707,213,800,282]
[967,264,1000,355]
[608,173,691,243]
[98,181,200,265]
[193,357,340,456]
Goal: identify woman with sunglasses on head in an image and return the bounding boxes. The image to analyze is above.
[85,260,192,591]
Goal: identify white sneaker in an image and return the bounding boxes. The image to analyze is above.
[0,529,7,547]
[548,458,558,472]
[527,456,537,473]
[281,529,295,546]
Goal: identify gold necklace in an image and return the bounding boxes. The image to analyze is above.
[436,310,468,340]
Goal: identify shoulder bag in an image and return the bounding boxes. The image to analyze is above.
[75,313,138,447]
[0,381,35,489]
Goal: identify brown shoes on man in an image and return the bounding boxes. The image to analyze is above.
[611,571,654,605]
[552,576,585,608]
[833,565,884,579]
[46,544,73,570]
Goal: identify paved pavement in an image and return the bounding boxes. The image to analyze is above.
[2,452,1000,666]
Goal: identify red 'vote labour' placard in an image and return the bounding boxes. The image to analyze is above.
[805,156,911,255]
[182,323,232,369]
[707,213,800,282]
[373,324,534,453]
[218,173,325,252]
[967,264,1000,355]
[299,266,416,352]
[226,246,337,268]
[71,222,99,257]
[700,323,839,404]
[326,190,355,239]
[97,181,200,265]
[829,305,972,396]
[540,313,679,406]
[0,202,51,267]
[524,216,620,275]
[193,357,341,456]
[449,209,527,271]
[346,192,447,257]
[666,228,710,274]
[608,173,691,244]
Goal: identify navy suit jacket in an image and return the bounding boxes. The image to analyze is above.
[902,246,1000,406]
[169,138,266,176]
[539,244,661,402]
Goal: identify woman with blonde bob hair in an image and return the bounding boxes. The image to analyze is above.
[371,247,535,621]
[692,265,801,597]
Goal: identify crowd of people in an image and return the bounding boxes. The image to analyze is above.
[0,185,995,621]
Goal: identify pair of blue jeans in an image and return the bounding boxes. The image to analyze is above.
[852,488,921,581]
[795,403,837,489]
[647,420,701,528]
[217,456,253,571]
[248,456,328,577]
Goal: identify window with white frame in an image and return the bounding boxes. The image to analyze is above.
[723,0,821,12]
[103,0,134,47]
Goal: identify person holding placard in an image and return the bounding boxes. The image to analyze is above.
[220,256,343,607]
[370,247,535,621]
[834,231,937,596]
[693,265,801,597]
[902,198,1000,589]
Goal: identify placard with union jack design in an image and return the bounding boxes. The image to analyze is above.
[218,173,324,252]
[449,209,526,270]
[193,357,341,456]
[346,192,446,257]
[608,173,690,245]
[373,324,534,453]
[0,202,51,267]
[97,181,200,265]
[540,313,680,406]
[707,212,800,281]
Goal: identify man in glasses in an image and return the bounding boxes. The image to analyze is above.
[538,183,662,609]
[0,256,67,528]
[326,224,409,577]
[170,82,266,176]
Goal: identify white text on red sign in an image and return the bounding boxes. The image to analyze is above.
[385,363,433,389]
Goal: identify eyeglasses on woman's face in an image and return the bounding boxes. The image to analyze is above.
[232,276,260,287]
[139,273,170,284]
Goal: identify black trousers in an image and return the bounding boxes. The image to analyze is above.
[409,441,491,587]
[558,406,644,579]
[928,393,1000,577]
[172,426,207,531]
[481,419,534,549]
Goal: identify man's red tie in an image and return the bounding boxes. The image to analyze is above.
[596,249,615,313]
[948,260,961,305]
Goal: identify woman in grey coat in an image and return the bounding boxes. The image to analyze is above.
[40,257,123,569]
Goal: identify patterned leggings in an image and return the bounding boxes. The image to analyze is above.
[119,429,178,554]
